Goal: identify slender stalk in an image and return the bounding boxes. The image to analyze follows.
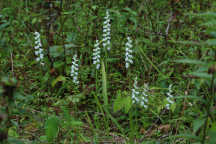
[94,70,109,132]
[102,61,108,107]
[129,109,134,142]
[105,49,108,74]
[94,70,103,114]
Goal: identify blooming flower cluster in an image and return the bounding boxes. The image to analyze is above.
[93,39,101,70]
[131,77,149,108]
[125,36,133,69]
[140,84,149,108]
[165,84,174,109]
[34,32,44,65]
[132,77,139,103]
[102,10,111,51]
[70,54,79,85]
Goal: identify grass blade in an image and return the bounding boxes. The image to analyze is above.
[101,61,108,106]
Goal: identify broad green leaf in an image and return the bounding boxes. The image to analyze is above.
[123,96,132,113]
[193,118,206,133]
[113,95,124,112]
[45,115,59,142]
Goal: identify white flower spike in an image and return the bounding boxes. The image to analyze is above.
[131,77,140,103]
[131,77,149,108]
[102,10,111,51]
[141,84,149,108]
[166,84,174,109]
[93,39,101,70]
[34,32,44,65]
[70,54,79,85]
[125,36,133,69]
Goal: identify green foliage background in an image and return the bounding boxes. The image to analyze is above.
[1,0,216,143]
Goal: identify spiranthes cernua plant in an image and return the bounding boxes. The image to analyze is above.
[102,10,111,51]
[93,39,101,70]
[131,77,149,108]
[34,32,44,65]
[140,84,149,108]
[125,36,133,69]
[70,54,79,85]
[132,77,140,103]
[166,84,174,109]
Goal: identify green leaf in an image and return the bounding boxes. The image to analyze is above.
[194,12,216,17]
[8,127,19,137]
[123,7,137,16]
[7,137,24,144]
[45,115,59,142]
[71,119,83,127]
[171,133,201,141]
[63,11,75,15]
[53,61,64,69]
[113,94,132,113]
[113,95,124,112]
[175,59,206,65]
[65,43,79,48]
[202,20,216,27]
[193,118,206,133]
[101,61,108,106]
[0,22,9,30]
[51,75,66,87]
[206,39,216,46]
[176,95,206,103]
[50,45,63,57]
[39,135,47,142]
[208,122,216,144]
[123,96,132,113]
[170,103,176,113]
[62,107,71,122]
[190,72,212,79]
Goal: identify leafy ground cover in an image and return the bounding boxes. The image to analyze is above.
[1,0,216,143]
